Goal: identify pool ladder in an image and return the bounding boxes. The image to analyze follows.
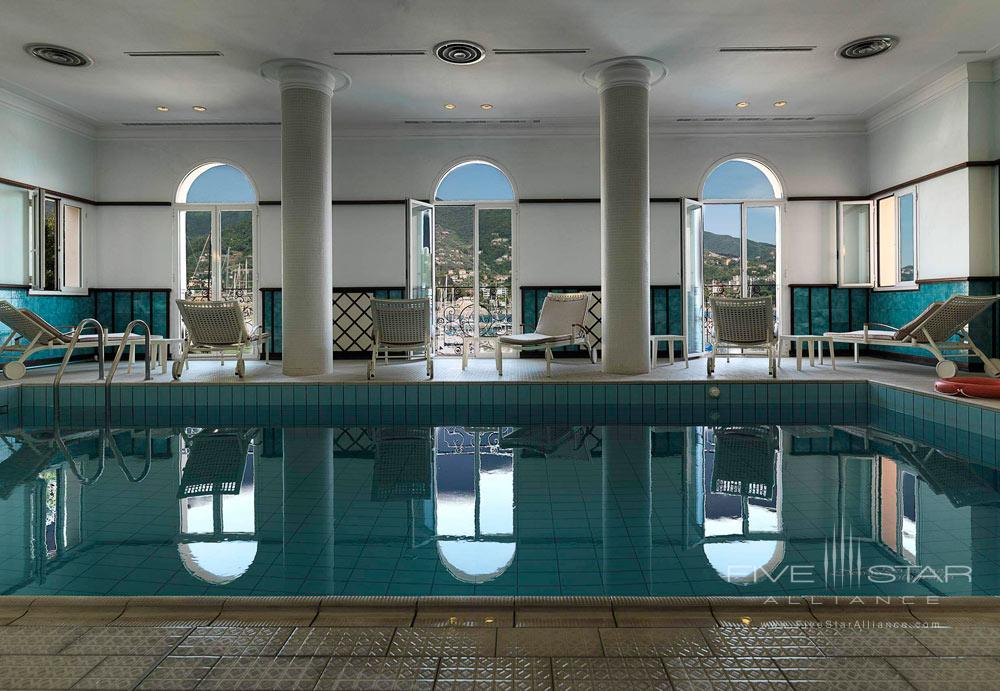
[53,319,152,412]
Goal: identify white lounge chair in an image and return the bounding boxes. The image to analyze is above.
[368,297,433,379]
[174,299,270,379]
[707,296,778,377]
[495,292,593,377]
[0,300,145,381]
[824,294,1000,378]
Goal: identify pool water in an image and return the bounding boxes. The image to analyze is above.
[2,415,998,599]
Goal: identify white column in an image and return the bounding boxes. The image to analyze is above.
[261,59,350,376]
[585,57,666,375]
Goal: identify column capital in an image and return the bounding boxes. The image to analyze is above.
[583,56,667,92]
[260,58,351,96]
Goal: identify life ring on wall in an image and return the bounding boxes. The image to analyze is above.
[934,377,1000,399]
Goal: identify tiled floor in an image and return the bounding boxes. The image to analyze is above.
[3,597,1000,689]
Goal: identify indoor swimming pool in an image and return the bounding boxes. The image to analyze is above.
[1,381,997,600]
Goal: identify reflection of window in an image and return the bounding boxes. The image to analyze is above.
[876,189,917,289]
[32,194,83,293]
[431,427,515,583]
[878,457,917,564]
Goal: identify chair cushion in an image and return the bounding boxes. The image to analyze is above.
[536,295,588,336]
[825,330,896,341]
[500,333,569,346]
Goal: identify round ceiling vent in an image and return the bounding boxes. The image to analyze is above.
[434,40,486,65]
[838,35,898,59]
[24,43,92,67]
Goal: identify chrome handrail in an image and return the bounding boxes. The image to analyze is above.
[106,319,152,385]
[54,318,106,388]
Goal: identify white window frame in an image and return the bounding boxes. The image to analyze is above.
[29,190,87,296]
[837,200,875,288]
[874,186,918,292]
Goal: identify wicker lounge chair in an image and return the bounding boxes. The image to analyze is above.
[707,296,778,377]
[495,292,593,377]
[174,299,270,379]
[368,297,433,379]
[824,294,1000,378]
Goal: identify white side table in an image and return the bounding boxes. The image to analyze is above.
[778,335,836,371]
[650,335,688,368]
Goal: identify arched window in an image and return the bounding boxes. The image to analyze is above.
[175,162,258,333]
[427,160,516,359]
[701,158,782,201]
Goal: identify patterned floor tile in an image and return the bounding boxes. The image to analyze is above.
[885,655,1000,690]
[173,627,293,657]
[0,655,103,690]
[390,628,496,657]
[136,656,219,690]
[702,627,823,657]
[910,626,1000,656]
[278,627,393,656]
[71,655,160,690]
[195,655,327,690]
[0,625,90,654]
[436,656,552,690]
[213,608,317,627]
[62,626,190,656]
[662,656,788,689]
[599,628,713,657]
[316,656,438,690]
[497,628,601,657]
[551,657,669,690]
[804,627,931,657]
[776,656,911,689]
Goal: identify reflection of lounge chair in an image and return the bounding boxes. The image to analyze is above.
[707,296,778,377]
[371,427,432,500]
[824,294,1000,378]
[496,292,593,377]
[499,426,589,458]
[0,432,54,498]
[368,298,433,380]
[178,429,256,498]
[711,427,778,500]
[174,300,270,379]
[0,300,144,381]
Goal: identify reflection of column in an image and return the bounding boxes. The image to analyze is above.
[283,429,335,586]
[585,57,666,374]
[261,59,350,375]
[602,426,652,592]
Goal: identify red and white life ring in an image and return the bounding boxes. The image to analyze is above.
[934,377,1000,399]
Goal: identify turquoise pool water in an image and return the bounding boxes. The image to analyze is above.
[1,384,998,598]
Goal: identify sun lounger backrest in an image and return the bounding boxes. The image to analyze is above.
[535,292,589,337]
[709,296,775,345]
[892,302,941,341]
[370,298,430,346]
[908,295,998,343]
[0,300,69,343]
[176,299,248,346]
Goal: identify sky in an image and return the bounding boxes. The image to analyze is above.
[435,162,514,201]
[186,164,256,203]
[702,160,778,244]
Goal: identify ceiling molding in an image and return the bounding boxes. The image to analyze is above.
[866,63,978,133]
[0,80,97,138]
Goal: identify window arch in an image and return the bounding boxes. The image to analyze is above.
[176,162,257,204]
[433,160,515,202]
[701,157,782,201]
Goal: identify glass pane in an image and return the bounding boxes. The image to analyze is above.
[841,203,871,285]
[0,183,29,285]
[409,204,434,298]
[897,193,915,283]
[220,210,254,325]
[43,198,57,291]
[435,162,514,201]
[477,208,513,353]
[684,202,704,355]
[185,164,255,203]
[703,203,742,299]
[435,205,475,355]
[702,159,779,200]
[877,196,897,287]
[62,205,81,289]
[183,210,213,301]
[746,206,777,299]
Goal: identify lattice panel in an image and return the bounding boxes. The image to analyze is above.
[334,291,375,352]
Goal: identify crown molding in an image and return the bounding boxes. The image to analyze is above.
[866,63,981,133]
[0,79,98,139]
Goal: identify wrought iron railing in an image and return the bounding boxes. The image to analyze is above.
[434,284,513,355]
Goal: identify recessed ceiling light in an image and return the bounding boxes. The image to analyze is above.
[736,101,750,109]
[443,103,456,110]
[838,35,898,59]
[773,100,787,108]
[480,103,494,110]
[155,105,169,112]
[192,105,207,112]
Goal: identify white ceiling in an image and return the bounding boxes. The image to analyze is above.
[1,0,999,130]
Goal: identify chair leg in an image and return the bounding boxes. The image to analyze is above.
[545,347,553,378]
[496,341,503,376]
[853,343,859,363]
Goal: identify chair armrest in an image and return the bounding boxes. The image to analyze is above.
[864,322,898,332]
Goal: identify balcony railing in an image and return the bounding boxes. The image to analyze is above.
[435,284,512,355]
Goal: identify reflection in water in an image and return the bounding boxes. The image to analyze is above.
[1,422,998,596]
[177,428,257,585]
